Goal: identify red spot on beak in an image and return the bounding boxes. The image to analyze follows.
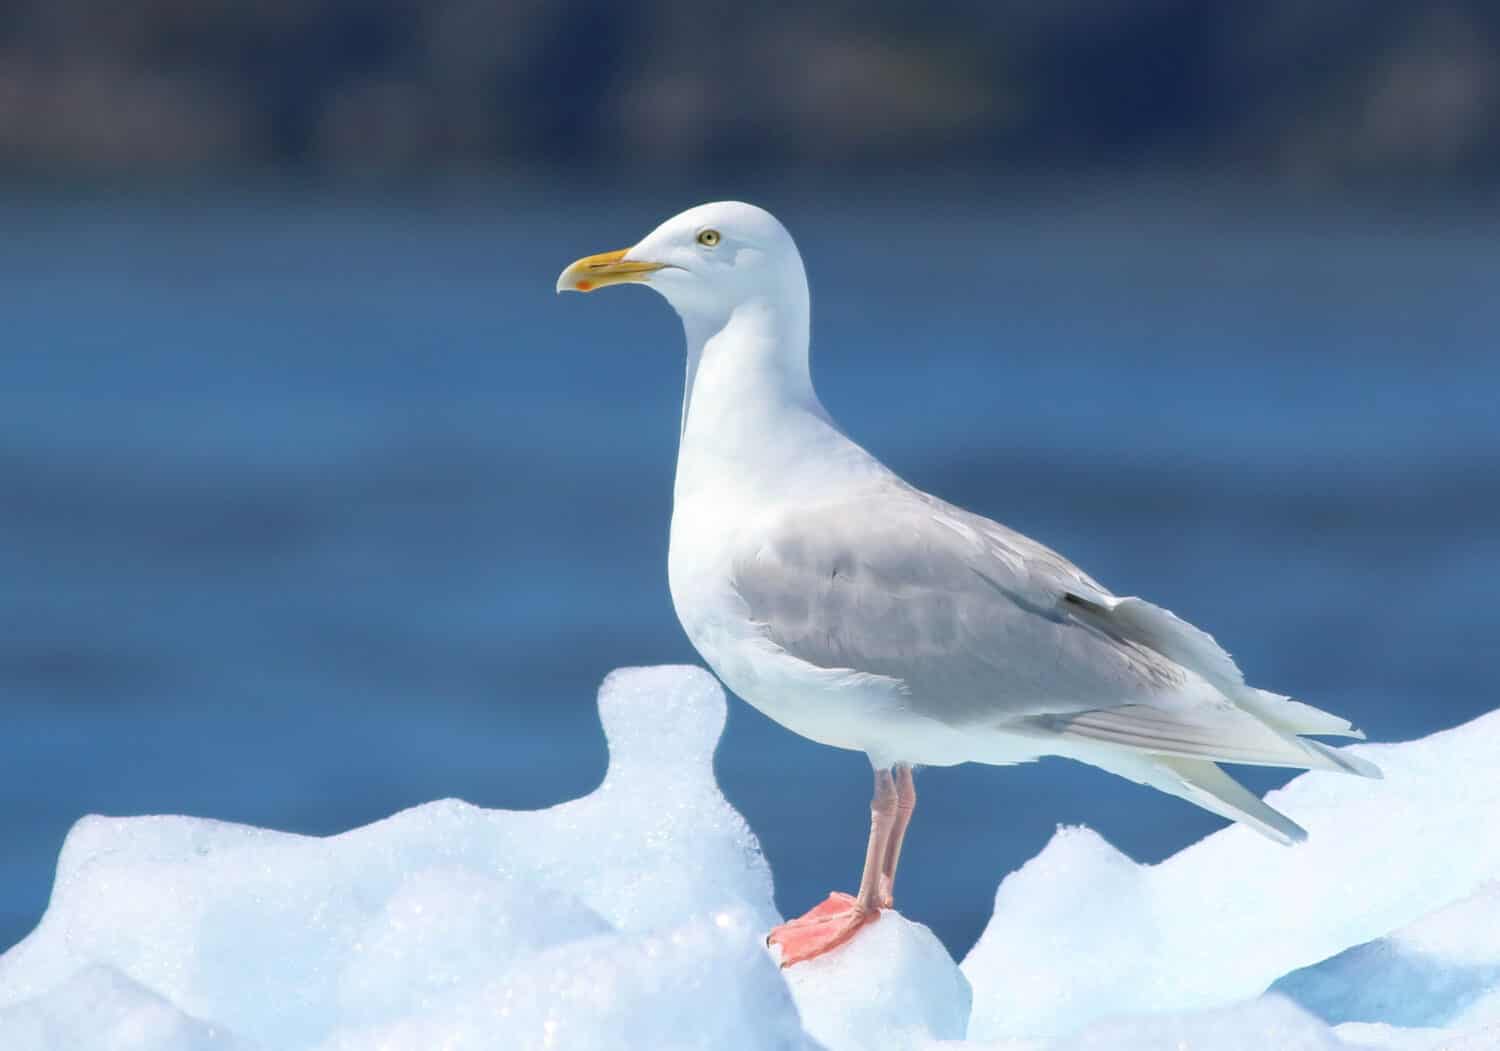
[576,280,593,291]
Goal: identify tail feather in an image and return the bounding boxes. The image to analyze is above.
[1150,755,1309,845]
[1302,738,1383,779]
[1239,688,1367,740]
[1083,749,1311,845]
[1036,703,1380,778]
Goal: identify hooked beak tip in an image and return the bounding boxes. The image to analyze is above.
[556,247,663,294]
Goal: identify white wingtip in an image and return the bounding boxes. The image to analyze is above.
[1304,740,1383,780]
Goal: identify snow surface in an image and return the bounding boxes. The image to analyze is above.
[2,664,1498,1050]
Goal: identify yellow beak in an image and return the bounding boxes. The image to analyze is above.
[555,248,666,293]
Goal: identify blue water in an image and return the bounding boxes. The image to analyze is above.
[2,188,1497,958]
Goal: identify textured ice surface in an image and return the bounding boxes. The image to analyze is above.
[939,996,1350,1051]
[0,965,245,1050]
[785,910,971,1051]
[0,666,794,1050]
[1274,881,1500,1028]
[1,667,1498,1050]
[963,710,1500,1041]
[319,906,811,1051]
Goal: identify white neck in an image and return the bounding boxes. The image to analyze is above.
[673,295,874,509]
[681,292,815,421]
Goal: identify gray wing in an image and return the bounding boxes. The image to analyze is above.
[729,482,1376,776]
[729,482,1187,727]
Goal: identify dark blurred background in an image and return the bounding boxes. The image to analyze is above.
[3,1,1499,959]
[5,1,1500,185]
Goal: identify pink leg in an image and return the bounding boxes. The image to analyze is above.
[766,767,898,967]
[878,764,916,908]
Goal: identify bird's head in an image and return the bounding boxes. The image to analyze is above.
[556,201,807,325]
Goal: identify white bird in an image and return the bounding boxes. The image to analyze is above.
[557,202,1380,966]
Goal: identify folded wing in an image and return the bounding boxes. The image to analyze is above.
[730,482,1377,782]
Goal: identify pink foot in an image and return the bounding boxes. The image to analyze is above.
[766,893,880,967]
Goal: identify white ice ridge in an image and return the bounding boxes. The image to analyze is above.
[961,707,1500,1043]
[0,666,1498,1051]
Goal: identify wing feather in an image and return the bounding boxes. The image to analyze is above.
[1062,592,1368,740]
[730,485,1186,726]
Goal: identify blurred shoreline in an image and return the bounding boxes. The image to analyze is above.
[4,168,1498,225]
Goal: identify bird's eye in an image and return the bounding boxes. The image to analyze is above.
[697,229,721,247]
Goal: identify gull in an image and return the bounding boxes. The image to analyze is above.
[557,202,1380,967]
